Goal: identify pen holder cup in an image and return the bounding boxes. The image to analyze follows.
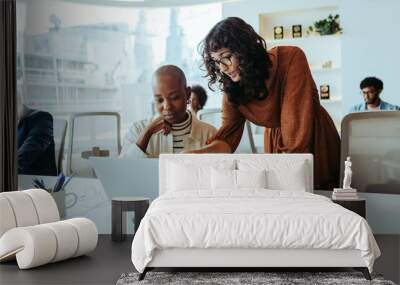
[50,191,78,219]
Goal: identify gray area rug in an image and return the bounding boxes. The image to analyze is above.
[116,271,396,285]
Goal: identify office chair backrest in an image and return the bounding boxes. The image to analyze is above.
[198,108,257,153]
[340,111,400,194]
[198,108,222,129]
[66,112,121,176]
[53,118,68,175]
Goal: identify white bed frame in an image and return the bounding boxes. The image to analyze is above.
[140,154,370,280]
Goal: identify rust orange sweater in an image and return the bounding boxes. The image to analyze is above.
[214,46,340,190]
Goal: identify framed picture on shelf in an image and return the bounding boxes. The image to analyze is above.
[320,84,330,99]
[292,25,302,38]
[274,26,284,39]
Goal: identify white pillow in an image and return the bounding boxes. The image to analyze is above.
[267,163,307,191]
[211,168,236,190]
[167,160,235,191]
[237,169,267,189]
[211,169,267,190]
[238,159,308,191]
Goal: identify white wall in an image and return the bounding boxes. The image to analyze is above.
[340,0,400,111]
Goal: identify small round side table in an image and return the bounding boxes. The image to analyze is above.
[111,197,149,242]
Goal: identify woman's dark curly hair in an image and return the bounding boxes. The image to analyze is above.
[191,85,208,110]
[199,17,272,105]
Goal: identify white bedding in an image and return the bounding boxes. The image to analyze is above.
[131,190,380,273]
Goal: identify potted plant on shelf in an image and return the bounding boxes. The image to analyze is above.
[308,14,342,36]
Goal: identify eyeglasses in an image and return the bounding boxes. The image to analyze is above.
[212,54,233,69]
[360,90,378,96]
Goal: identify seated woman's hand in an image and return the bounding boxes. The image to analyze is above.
[146,116,172,136]
[136,117,172,154]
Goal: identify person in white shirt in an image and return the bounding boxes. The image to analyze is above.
[120,65,216,158]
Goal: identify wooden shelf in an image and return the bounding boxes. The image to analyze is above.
[311,66,341,73]
[320,97,342,103]
[265,34,341,45]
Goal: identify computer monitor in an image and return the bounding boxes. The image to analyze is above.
[89,157,159,200]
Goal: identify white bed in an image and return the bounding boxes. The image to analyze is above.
[131,154,380,280]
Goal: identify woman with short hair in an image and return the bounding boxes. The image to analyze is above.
[190,85,208,115]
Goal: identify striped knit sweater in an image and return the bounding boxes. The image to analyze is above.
[171,111,192,153]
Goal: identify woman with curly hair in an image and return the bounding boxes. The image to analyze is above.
[191,17,340,190]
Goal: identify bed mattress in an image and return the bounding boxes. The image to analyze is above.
[131,190,380,273]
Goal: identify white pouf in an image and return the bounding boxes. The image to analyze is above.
[0,189,98,269]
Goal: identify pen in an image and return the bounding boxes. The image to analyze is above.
[33,178,47,190]
[60,173,75,191]
[53,173,65,193]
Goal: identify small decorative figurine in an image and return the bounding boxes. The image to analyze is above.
[333,156,357,198]
[343,156,353,189]
[322,60,332,69]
